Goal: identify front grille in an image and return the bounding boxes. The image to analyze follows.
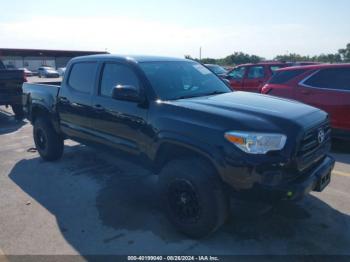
[296,120,331,172]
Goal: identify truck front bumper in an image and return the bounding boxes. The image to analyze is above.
[225,156,335,202]
[261,156,335,201]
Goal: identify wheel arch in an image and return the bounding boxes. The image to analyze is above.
[30,104,61,134]
[153,138,222,177]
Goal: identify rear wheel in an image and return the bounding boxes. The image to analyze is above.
[11,104,24,120]
[33,117,64,161]
[159,157,229,238]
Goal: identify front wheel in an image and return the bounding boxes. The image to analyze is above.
[159,157,229,238]
[33,117,64,161]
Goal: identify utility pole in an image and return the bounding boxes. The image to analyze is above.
[199,47,202,61]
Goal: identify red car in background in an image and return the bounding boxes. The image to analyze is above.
[262,64,350,139]
[225,62,288,92]
[225,62,320,93]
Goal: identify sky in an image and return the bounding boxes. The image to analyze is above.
[0,0,349,59]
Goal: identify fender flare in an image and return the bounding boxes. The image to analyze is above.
[151,131,225,174]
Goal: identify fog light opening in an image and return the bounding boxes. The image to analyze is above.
[286,191,293,198]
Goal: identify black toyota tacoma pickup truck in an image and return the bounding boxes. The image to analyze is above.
[0,59,26,118]
[22,55,335,238]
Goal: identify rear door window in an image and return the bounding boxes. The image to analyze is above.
[247,66,265,79]
[269,69,307,84]
[68,62,98,94]
[303,68,350,91]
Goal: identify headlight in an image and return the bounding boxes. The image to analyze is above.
[224,131,287,154]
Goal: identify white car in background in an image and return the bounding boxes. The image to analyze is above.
[57,67,66,77]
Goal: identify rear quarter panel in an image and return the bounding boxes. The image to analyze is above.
[22,82,60,120]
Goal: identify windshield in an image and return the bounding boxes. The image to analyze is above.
[206,64,227,75]
[140,61,231,100]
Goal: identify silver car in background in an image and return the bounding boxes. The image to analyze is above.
[57,67,66,77]
[38,67,60,78]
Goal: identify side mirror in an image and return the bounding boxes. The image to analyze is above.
[112,85,141,102]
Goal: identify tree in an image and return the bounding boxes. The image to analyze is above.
[219,52,263,65]
[185,43,350,66]
[274,53,313,62]
[200,58,217,64]
[314,53,342,63]
[185,52,263,66]
[339,43,350,62]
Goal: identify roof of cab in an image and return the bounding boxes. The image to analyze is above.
[70,54,189,63]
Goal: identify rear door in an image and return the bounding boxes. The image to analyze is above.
[57,62,98,139]
[90,62,148,154]
[243,65,266,93]
[226,66,246,90]
[297,67,350,131]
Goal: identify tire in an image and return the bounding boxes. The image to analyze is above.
[11,104,24,120]
[33,117,64,161]
[159,157,229,238]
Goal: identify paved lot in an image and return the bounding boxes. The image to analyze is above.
[0,106,350,256]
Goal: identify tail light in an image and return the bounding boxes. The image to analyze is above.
[261,85,272,94]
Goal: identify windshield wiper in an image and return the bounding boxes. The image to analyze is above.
[202,91,228,96]
[174,94,204,100]
[175,91,228,100]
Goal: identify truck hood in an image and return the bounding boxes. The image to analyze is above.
[169,91,327,131]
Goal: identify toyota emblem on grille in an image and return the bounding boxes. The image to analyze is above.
[318,129,325,144]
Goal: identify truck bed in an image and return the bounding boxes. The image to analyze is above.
[22,82,61,119]
[0,69,25,105]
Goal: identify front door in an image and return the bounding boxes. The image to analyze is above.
[90,62,149,154]
[227,66,246,91]
[243,66,266,93]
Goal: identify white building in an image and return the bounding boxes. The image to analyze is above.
[0,48,108,71]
